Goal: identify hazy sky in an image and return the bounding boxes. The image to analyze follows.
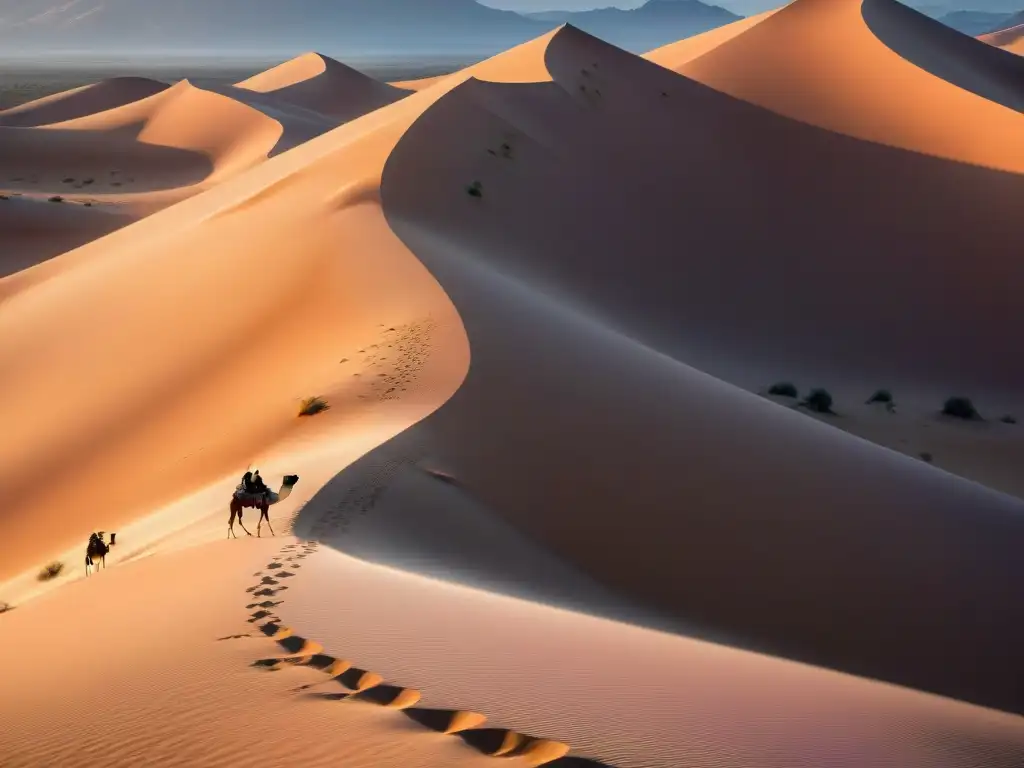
[479,1,781,14]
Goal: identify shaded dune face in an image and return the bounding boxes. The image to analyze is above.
[0,77,171,128]
[368,23,1024,716]
[659,0,1024,177]
[235,52,409,123]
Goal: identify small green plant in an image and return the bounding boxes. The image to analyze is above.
[802,388,835,414]
[1001,414,1017,425]
[298,396,330,417]
[942,396,980,421]
[466,181,483,198]
[767,381,798,398]
[48,195,64,203]
[866,389,893,404]
[37,561,64,581]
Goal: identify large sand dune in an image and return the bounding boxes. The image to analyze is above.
[2,2,1024,767]
[0,76,170,127]
[978,22,1024,54]
[646,0,1024,173]
[236,51,409,122]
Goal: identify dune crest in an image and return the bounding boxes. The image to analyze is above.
[0,76,170,127]
[978,23,1024,54]
[236,52,408,122]
[2,8,1024,768]
[646,0,1024,173]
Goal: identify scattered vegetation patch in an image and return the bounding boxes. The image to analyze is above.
[941,396,981,421]
[0,602,11,614]
[298,396,330,417]
[48,195,64,203]
[83,202,93,207]
[83,178,95,185]
[1001,414,1017,425]
[920,451,933,463]
[0,194,7,200]
[767,381,798,398]
[866,389,893,404]
[466,180,483,199]
[37,561,64,581]
[62,177,74,183]
[500,142,512,159]
[801,388,835,414]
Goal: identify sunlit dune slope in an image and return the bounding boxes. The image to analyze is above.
[45,79,285,182]
[0,539,497,768]
[645,0,1024,173]
[643,7,781,69]
[0,76,169,127]
[277,546,1024,768]
[370,22,1024,715]
[237,52,409,123]
[0,55,481,590]
[978,23,1024,54]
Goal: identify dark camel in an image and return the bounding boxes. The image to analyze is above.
[85,532,116,576]
[228,473,300,539]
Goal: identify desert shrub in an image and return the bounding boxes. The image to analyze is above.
[0,602,11,614]
[802,388,834,414]
[37,561,64,581]
[920,451,933,463]
[466,181,483,198]
[62,177,74,183]
[48,195,63,203]
[1001,414,1017,425]
[298,396,330,417]
[942,396,980,420]
[767,381,798,398]
[866,389,893,404]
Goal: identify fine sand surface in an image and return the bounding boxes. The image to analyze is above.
[2,2,1024,767]
[978,23,1024,54]
[0,54,394,276]
[645,0,1024,173]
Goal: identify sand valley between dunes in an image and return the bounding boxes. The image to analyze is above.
[1,2,1023,767]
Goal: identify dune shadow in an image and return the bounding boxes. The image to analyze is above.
[862,0,1024,113]
[403,706,458,733]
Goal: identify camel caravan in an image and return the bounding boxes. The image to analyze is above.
[79,470,299,580]
[228,469,300,539]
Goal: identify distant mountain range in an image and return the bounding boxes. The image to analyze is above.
[934,8,1018,34]
[525,0,740,51]
[0,0,740,58]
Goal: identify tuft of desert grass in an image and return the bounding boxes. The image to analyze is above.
[37,561,64,581]
[298,396,330,417]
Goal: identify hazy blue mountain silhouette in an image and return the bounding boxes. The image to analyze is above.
[936,9,1016,34]
[524,0,741,51]
[0,0,741,57]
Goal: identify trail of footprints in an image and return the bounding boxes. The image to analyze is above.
[346,318,435,404]
[229,540,614,767]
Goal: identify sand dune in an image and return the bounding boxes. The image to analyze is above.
[2,3,1024,767]
[237,52,409,123]
[0,76,170,127]
[645,0,1024,173]
[978,23,1024,54]
[373,24,1024,715]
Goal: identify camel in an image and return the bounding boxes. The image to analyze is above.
[85,532,116,576]
[228,473,300,538]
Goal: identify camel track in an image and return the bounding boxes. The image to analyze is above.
[227,539,616,767]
